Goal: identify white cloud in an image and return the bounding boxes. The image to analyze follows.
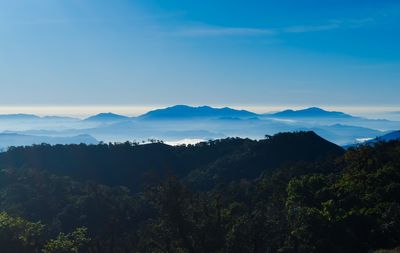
[172,18,374,38]
[356,137,374,143]
[174,26,276,37]
[282,23,340,33]
[166,138,206,145]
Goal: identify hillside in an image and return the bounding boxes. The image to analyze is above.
[0,132,399,252]
[0,133,399,252]
[0,131,343,191]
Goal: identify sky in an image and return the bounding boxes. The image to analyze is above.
[0,0,399,114]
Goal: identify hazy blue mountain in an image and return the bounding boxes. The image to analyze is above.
[84,112,130,122]
[0,114,40,120]
[0,114,82,122]
[9,114,385,145]
[139,105,257,119]
[0,114,81,123]
[377,130,400,141]
[0,106,397,146]
[343,130,400,148]
[268,107,353,118]
[0,133,98,150]
[42,115,79,121]
[366,130,400,144]
[299,124,384,145]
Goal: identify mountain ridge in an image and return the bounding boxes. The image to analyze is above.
[139,105,258,119]
[365,130,400,144]
[266,107,353,118]
[84,112,130,122]
[0,106,363,121]
[0,131,344,191]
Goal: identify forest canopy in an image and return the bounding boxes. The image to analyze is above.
[0,131,398,252]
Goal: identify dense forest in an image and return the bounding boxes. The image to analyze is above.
[0,131,399,252]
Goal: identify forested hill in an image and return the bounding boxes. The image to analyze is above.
[0,131,343,191]
[0,132,399,252]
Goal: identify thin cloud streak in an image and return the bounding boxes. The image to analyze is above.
[174,26,276,37]
[173,18,374,37]
[282,23,340,33]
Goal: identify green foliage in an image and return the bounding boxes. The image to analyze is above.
[284,141,400,252]
[0,212,44,253]
[374,248,400,253]
[0,212,90,253]
[42,227,89,253]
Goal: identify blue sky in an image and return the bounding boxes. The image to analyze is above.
[0,0,399,111]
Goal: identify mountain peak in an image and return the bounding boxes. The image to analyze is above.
[271,107,352,118]
[304,107,326,112]
[139,105,257,119]
[85,112,129,121]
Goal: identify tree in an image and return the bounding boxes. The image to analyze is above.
[0,212,45,253]
[42,227,89,253]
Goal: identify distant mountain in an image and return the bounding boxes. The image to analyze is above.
[0,114,40,120]
[42,116,79,121]
[0,114,79,122]
[0,133,98,150]
[0,106,397,146]
[268,107,353,118]
[139,105,257,119]
[377,130,400,141]
[366,130,400,144]
[299,124,384,146]
[84,113,130,122]
[342,130,400,149]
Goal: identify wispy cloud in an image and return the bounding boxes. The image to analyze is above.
[282,23,340,33]
[174,26,276,37]
[281,18,375,33]
[173,18,374,37]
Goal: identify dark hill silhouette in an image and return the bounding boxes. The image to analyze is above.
[139,105,258,119]
[185,131,344,189]
[0,131,344,191]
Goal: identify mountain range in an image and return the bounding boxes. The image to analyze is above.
[139,105,257,119]
[0,105,398,147]
[0,105,374,121]
[267,107,353,118]
[139,105,355,119]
